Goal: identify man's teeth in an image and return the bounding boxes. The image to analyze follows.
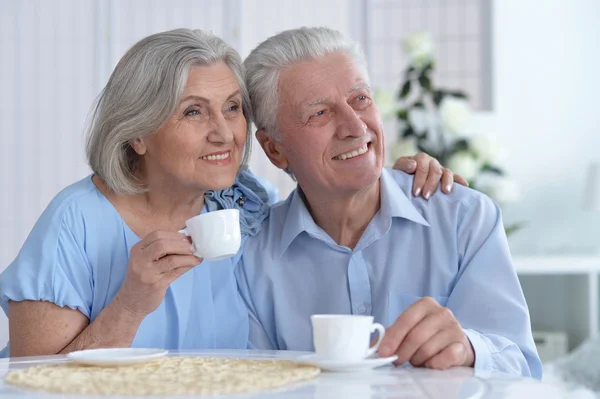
[202,152,230,161]
[334,144,368,160]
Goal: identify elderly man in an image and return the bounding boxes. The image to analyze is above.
[236,27,541,378]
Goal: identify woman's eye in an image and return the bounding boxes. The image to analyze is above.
[185,108,201,117]
[228,104,240,112]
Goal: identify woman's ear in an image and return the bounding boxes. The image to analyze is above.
[256,129,289,171]
[129,138,147,156]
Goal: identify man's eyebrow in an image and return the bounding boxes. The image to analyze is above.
[349,82,370,94]
[306,98,329,107]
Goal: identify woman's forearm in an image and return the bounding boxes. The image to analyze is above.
[58,296,145,354]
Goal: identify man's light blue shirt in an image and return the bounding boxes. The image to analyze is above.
[236,168,542,379]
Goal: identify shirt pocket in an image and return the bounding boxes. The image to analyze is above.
[387,292,450,327]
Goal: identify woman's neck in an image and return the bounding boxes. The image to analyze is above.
[93,174,205,238]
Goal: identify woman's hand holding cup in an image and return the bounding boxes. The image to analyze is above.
[115,230,202,318]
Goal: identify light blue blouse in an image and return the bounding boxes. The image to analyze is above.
[0,169,270,357]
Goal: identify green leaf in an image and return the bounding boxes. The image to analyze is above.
[422,62,434,75]
[396,109,409,121]
[405,66,415,79]
[413,101,425,109]
[433,90,445,106]
[505,222,525,236]
[452,90,468,99]
[417,142,430,154]
[402,126,415,138]
[452,139,470,152]
[481,164,504,175]
[418,75,432,91]
[400,81,411,99]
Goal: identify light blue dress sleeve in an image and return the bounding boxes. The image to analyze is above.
[451,194,542,379]
[0,200,93,320]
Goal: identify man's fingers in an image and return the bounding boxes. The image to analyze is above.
[424,341,469,370]
[409,327,462,366]
[378,297,439,357]
[395,309,449,364]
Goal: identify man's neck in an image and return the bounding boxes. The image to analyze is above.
[300,179,381,249]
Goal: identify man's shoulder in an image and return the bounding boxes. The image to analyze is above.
[385,168,493,210]
[246,192,294,247]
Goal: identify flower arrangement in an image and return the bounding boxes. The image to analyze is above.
[375,32,522,235]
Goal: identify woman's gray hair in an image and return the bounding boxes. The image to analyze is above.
[244,26,369,140]
[85,28,252,195]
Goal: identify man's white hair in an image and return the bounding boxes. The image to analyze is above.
[244,26,369,140]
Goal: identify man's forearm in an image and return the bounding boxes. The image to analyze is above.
[59,296,145,354]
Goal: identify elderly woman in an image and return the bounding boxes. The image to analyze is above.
[0,29,460,358]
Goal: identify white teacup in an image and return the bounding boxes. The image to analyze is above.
[311,314,386,362]
[179,209,241,261]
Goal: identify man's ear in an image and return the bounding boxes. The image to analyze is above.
[129,137,147,155]
[256,128,289,171]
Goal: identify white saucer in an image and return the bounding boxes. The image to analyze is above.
[67,348,168,367]
[295,353,398,372]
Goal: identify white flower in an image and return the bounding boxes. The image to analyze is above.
[401,32,434,69]
[470,134,505,164]
[389,138,419,161]
[478,176,520,204]
[408,108,430,133]
[373,89,396,119]
[439,96,472,137]
[447,152,481,181]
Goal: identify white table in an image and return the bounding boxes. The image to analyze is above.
[0,350,560,398]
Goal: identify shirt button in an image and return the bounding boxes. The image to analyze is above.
[357,304,366,314]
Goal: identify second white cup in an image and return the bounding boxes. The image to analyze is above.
[179,209,241,261]
[311,314,386,362]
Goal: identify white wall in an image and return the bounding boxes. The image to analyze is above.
[486,0,600,255]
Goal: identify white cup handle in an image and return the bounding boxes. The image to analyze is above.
[365,322,386,358]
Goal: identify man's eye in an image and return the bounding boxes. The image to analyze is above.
[358,95,367,101]
[314,110,326,117]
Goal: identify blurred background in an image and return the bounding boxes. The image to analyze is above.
[0,0,599,365]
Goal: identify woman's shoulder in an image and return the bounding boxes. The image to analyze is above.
[204,169,272,238]
[33,175,108,234]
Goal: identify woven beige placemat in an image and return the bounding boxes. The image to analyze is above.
[5,356,321,396]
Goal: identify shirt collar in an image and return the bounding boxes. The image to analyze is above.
[379,168,430,227]
[278,168,430,256]
[279,188,322,256]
